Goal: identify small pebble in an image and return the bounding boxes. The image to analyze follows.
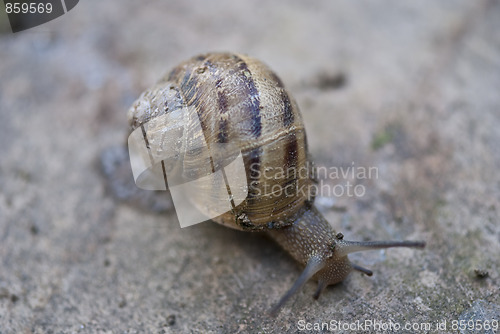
[474,269,489,279]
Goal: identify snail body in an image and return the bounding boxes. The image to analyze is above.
[127,52,425,313]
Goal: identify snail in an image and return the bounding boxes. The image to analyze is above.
[125,52,425,314]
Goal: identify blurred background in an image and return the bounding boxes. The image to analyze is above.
[1,1,499,333]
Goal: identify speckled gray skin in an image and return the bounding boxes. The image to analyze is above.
[267,205,424,313]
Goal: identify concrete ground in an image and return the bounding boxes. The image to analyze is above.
[1,1,499,333]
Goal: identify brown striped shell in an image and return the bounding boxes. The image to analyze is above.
[127,52,315,231]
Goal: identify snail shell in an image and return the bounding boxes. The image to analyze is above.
[128,53,314,231]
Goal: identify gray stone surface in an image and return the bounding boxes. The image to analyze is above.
[1,1,499,333]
